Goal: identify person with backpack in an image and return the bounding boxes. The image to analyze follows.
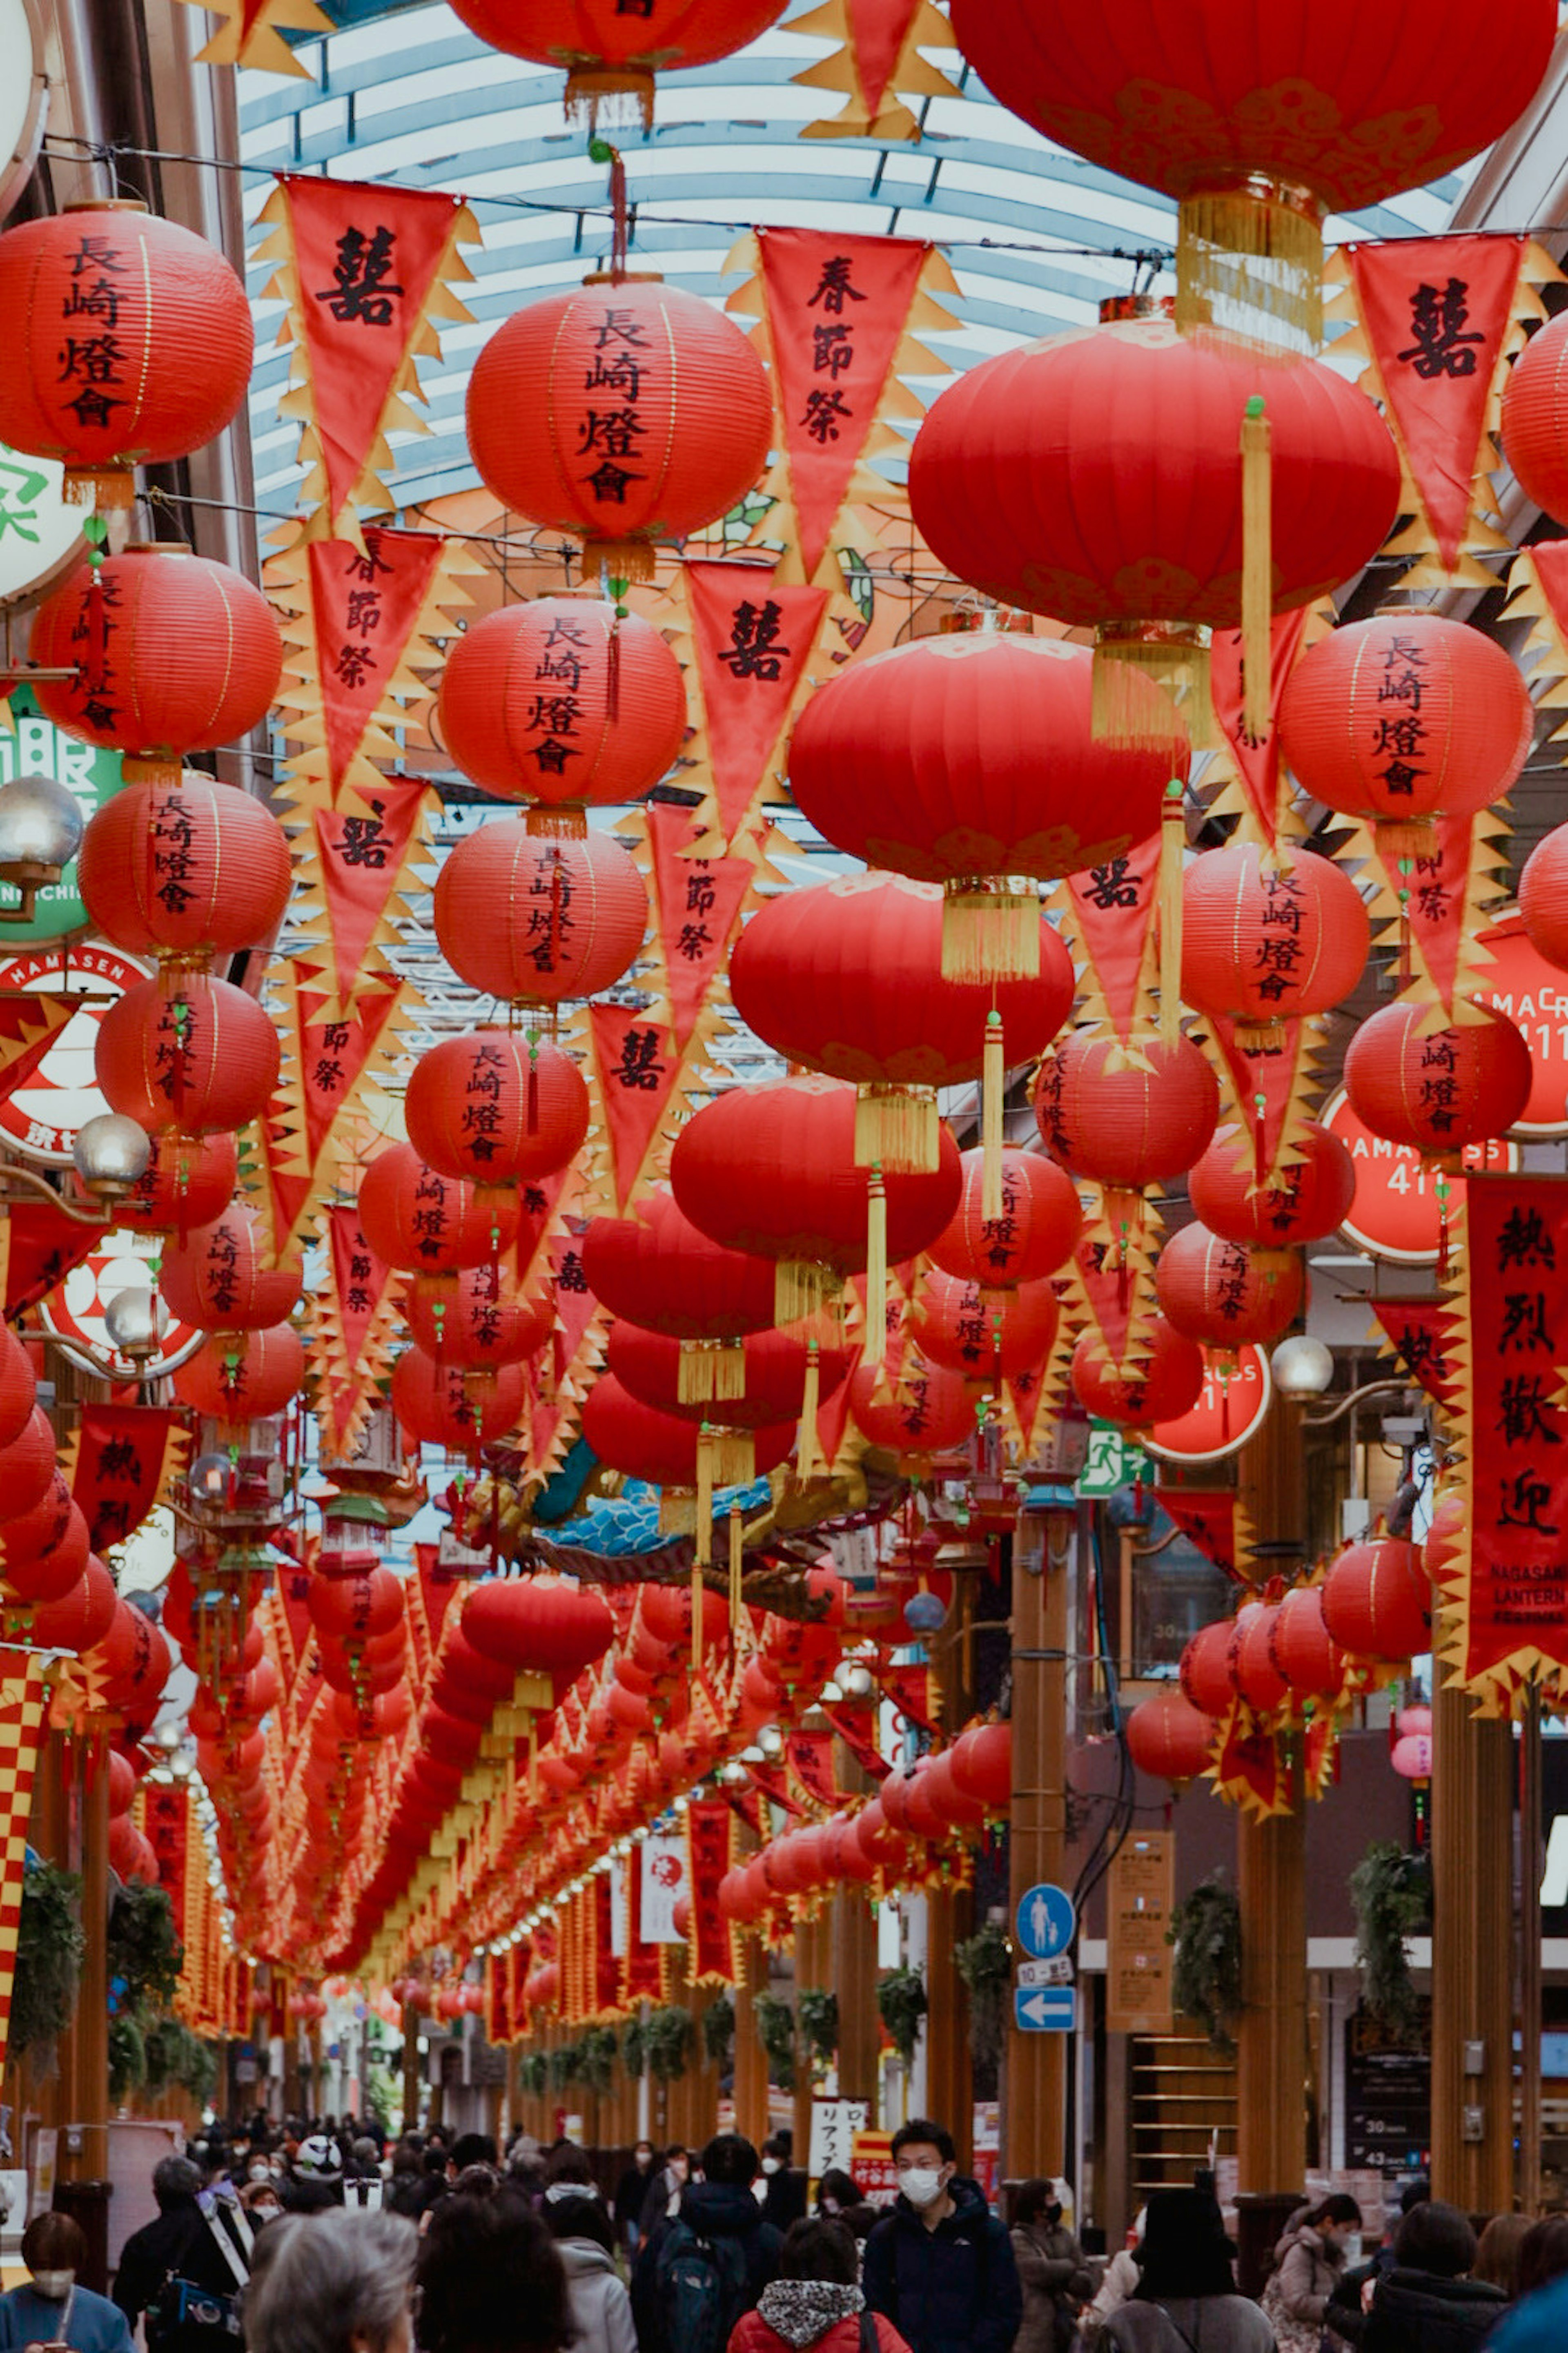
[728,2217,914,2353]
[860,2119,1021,2353]
[1101,2189,1273,2353]
[634,2133,783,2353]
[113,2155,253,2353]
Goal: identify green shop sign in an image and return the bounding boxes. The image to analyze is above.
[0,685,125,942]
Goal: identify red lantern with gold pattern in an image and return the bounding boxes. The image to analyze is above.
[407,1266,553,1371]
[391,1349,528,1452]
[1155,1223,1303,1351]
[1071,1323,1205,1429]
[1322,1536,1431,1662]
[173,1327,305,1426]
[79,775,290,966]
[606,1320,852,1429]
[461,1575,615,1679]
[929,1145,1082,1290]
[467,280,772,581]
[116,1131,237,1237]
[1343,1001,1532,1159]
[909,1270,1059,1381]
[447,0,787,125]
[1126,1689,1214,1784]
[95,975,281,1137]
[358,1143,521,1277]
[0,202,254,505]
[1187,1120,1353,1248]
[582,1188,777,1342]
[581,1375,795,1488]
[160,1204,303,1334]
[405,1032,589,1189]
[433,820,647,1007]
[1181,843,1370,1040]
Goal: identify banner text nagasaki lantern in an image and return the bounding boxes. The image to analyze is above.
[432,819,648,1008]
[1344,1001,1533,1161]
[907,305,1401,749]
[786,631,1185,983]
[78,774,291,969]
[0,202,254,507]
[1180,843,1370,1047]
[158,1204,303,1334]
[908,1269,1059,1383]
[94,972,280,1139]
[466,276,772,584]
[581,1187,778,1406]
[1155,1222,1304,1353]
[358,1142,523,1279]
[929,1145,1082,1292]
[444,0,788,127]
[115,1132,237,1239]
[405,1032,590,1189]
[944,0,1556,351]
[405,1263,554,1372]
[1187,1118,1354,1248]
[173,1325,305,1428]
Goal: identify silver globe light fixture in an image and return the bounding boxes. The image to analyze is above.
[0,773,84,922]
[1270,1334,1335,1403]
[103,1287,169,1366]
[73,1113,152,1203]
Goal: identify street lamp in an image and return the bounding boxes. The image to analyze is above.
[1270,1334,1334,1403]
[0,773,82,924]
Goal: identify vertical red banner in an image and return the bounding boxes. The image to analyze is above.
[685,1798,736,1986]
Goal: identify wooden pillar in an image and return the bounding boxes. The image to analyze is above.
[1006,1515,1068,2177]
[733,1935,771,2147]
[401,2004,420,2133]
[1430,1673,1513,2210]
[69,1738,109,2181]
[926,1582,974,2160]
[793,1911,827,2159]
[833,1741,879,2121]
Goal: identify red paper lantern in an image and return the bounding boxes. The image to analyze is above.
[1323,1536,1432,1662]
[1072,1324,1205,1429]
[433,820,647,1006]
[78,775,290,966]
[391,1350,528,1451]
[1227,1601,1287,1714]
[948,1721,1011,1814]
[1343,1000,1532,1159]
[358,1143,521,1276]
[1501,310,1568,530]
[447,0,786,123]
[1126,1689,1214,1784]
[848,1350,975,1455]
[929,1146,1082,1291]
[1277,616,1533,848]
[461,1577,615,1678]
[31,1554,117,1654]
[1518,824,1568,975]
[117,1132,237,1236]
[107,1749,138,1818]
[1179,1619,1236,1719]
[467,280,772,581]
[172,1326,305,1426]
[787,632,1183,886]
[0,202,253,503]
[909,1270,1059,1381]
[581,1187,777,1341]
[90,1601,172,1718]
[308,1567,404,1645]
[405,1032,589,1189]
[439,598,686,813]
[1181,844,1369,1037]
[33,548,282,782]
[406,1266,553,1371]
[581,1375,795,1488]
[96,974,281,1137]
[0,1323,35,1451]
[0,1409,58,1521]
[159,1205,302,1334]
[1036,1033,1219,1192]
[1187,1120,1353,1248]
[0,1482,89,1604]
[1270,1585,1345,1705]
[1155,1224,1303,1351]
[606,1321,851,1429]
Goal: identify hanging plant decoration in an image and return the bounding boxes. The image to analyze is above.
[107,1881,183,2015]
[12,1857,84,2072]
[1349,1841,1432,2046]
[549,2038,584,2092]
[109,2012,147,2104]
[621,2017,646,2081]
[523,2052,550,2097]
[754,1991,797,2093]
[645,2004,694,2082]
[955,1922,1011,2070]
[877,1965,928,2068]
[581,2025,619,2096]
[702,1991,735,2074]
[797,1988,840,2067]
[1169,1872,1244,2055]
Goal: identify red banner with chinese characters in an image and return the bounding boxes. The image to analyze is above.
[261,958,407,1257]
[1208,610,1314,847]
[142,1781,189,1947]
[1200,1018,1318,1199]
[1059,833,1160,1039]
[786,1730,840,1811]
[686,1797,736,1985]
[66,1406,185,1554]
[1370,1297,1461,1408]
[2,1202,97,1321]
[1365,810,1481,1019]
[1157,1489,1241,1580]
[645,799,760,1050]
[686,562,828,843]
[820,1706,889,1781]
[1212,1702,1290,1820]
[880,1662,936,1736]
[586,1002,687,1214]
[595,1871,620,2015]
[308,772,436,1007]
[1453,1176,1568,1694]
[620,1842,665,2007]
[303,535,444,803]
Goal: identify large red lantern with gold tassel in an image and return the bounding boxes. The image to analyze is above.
[1180,843,1370,1042]
[405,1032,589,1189]
[581,1188,779,1408]
[1343,1001,1532,1159]
[78,775,290,966]
[446,0,788,128]
[605,1321,853,1429]
[432,820,647,1006]
[0,202,254,505]
[160,1204,303,1333]
[95,975,280,1136]
[1155,1223,1303,1352]
[579,1375,795,1490]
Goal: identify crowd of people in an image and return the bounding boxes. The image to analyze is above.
[17,2117,1568,2353]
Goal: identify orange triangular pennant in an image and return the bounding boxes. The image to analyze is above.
[309,775,436,1009]
[1058,832,1161,1040]
[644,800,760,1049]
[686,562,828,844]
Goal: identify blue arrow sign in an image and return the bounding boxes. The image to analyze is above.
[1015,1986,1076,2033]
[1017,1882,1077,1961]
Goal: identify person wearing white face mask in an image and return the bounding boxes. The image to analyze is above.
[862,2121,1021,2353]
[0,2214,134,2353]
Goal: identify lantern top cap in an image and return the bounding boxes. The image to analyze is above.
[1098,293,1175,326]
[64,198,149,217]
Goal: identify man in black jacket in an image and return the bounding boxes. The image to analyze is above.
[113,2157,250,2352]
[633,2132,782,2353]
[862,2119,1022,2353]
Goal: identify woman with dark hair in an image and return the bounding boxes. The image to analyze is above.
[1011,2179,1093,2353]
[728,2217,912,2353]
[1265,2195,1361,2352]
[0,2214,134,2353]
[1103,2190,1273,2353]
[814,2173,879,2243]
[540,2192,635,2353]
[1472,2213,1531,2303]
[1515,2214,1568,2301]
[1361,2200,1507,2353]
[415,2179,575,2353]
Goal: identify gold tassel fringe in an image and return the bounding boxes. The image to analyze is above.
[582,533,656,583]
[863,1166,888,1372]
[659,1486,697,1537]
[797,1339,822,1480]
[1093,628,1213,751]
[122,755,184,789]
[1234,1018,1288,1053]
[1175,186,1325,357]
[941,885,1040,983]
[525,802,589,839]
[1158,780,1187,1051]
[981,1012,1005,1223]
[775,1257,840,1328]
[1239,397,1273,743]
[854,1083,939,1173]
[713,1428,755,1488]
[696,1431,715,1591]
[677,1339,747,1406]
[690,1551,706,1670]
[565,67,656,136]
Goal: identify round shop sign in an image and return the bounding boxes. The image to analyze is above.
[0,940,143,1165]
[0,0,46,231]
[1473,912,1568,1136]
[1322,1086,1516,1265]
[40,1225,199,1381]
[1144,1342,1271,1467]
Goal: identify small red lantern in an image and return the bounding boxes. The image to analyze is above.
[1179,1620,1236,1720]
[31,1554,117,1654]
[0,1323,35,1451]
[308,1566,405,1646]
[405,1031,589,1190]
[89,1600,172,1718]
[0,201,253,505]
[1501,310,1568,532]
[406,1266,553,1371]
[33,547,283,784]
[1270,1585,1345,1705]
[929,1144,1082,1293]
[606,1321,851,1429]
[1277,615,1533,851]
[391,1350,528,1452]
[446,0,787,126]
[358,1143,521,1277]
[1,1483,89,1605]
[1322,1536,1432,1663]
[467,280,772,581]
[439,598,686,816]
[433,820,647,1006]
[948,1720,1011,1813]
[1071,1324,1205,1430]
[1036,1033,1219,1196]
[1180,844,1370,1041]
[159,1204,303,1334]
[1126,1689,1214,1784]
[909,1270,1059,1381]
[172,1326,305,1426]
[1343,1000,1532,1160]
[0,1409,60,1522]
[1227,1601,1287,1715]
[849,1350,976,1456]
[1518,824,1568,974]
[1155,1224,1303,1352]
[95,974,281,1137]
[117,1132,237,1237]
[78,775,290,966]
[1187,1120,1353,1248]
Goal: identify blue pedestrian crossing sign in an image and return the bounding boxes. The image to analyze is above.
[1016,1985,1076,2033]
[1017,1882,1076,1961]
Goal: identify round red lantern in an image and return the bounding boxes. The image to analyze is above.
[1155,1224,1303,1351]
[929,1146,1082,1291]
[580,1375,795,1489]
[1179,1619,1236,1719]
[438,598,686,814]
[172,1326,305,1426]
[606,1321,851,1429]
[1187,1120,1354,1249]
[89,1601,172,1718]
[909,1271,1058,1381]
[849,1348,976,1455]
[948,1721,1011,1814]
[466,280,772,581]
[33,548,282,783]
[433,820,647,1006]
[1072,1324,1205,1429]
[1227,1601,1287,1715]
[462,1576,615,1678]
[308,1566,404,1646]
[1277,615,1533,849]
[582,1187,777,1342]
[1036,1033,1219,1194]
[1180,844,1369,1039]
[0,202,253,504]
[159,1204,302,1334]
[1518,824,1568,974]
[1,1485,89,1604]
[95,974,281,1137]
[447,0,786,123]
[410,1032,588,1193]
[406,1266,553,1370]
[1126,1689,1214,1784]
[1323,1536,1432,1663]
[1501,310,1568,530]
[0,1323,35,1451]
[0,1409,58,1521]
[78,775,290,965]
[117,1131,237,1237]
[31,1554,117,1654]
[1269,1585,1345,1706]
[1343,1001,1532,1160]
[391,1350,528,1452]
[358,1144,522,1277]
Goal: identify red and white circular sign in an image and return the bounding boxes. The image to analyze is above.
[1145,1342,1271,1466]
[1322,1086,1516,1264]
[40,1226,199,1380]
[1473,912,1568,1136]
[0,943,143,1166]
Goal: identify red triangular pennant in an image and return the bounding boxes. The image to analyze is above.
[646,800,757,1049]
[1369,1297,1460,1406]
[305,533,444,800]
[1203,1016,1314,1183]
[2,1202,98,1320]
[848,0,922,118]
[687,562,828,842]
[311,774,434,1002]
[1157,1488,1241,1578]
[1063,831,1160,1039]
[1367,811,1475,1017]
[1209,609,1313,846]
[0,995,81,1109]
[587,1001,686,1214]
